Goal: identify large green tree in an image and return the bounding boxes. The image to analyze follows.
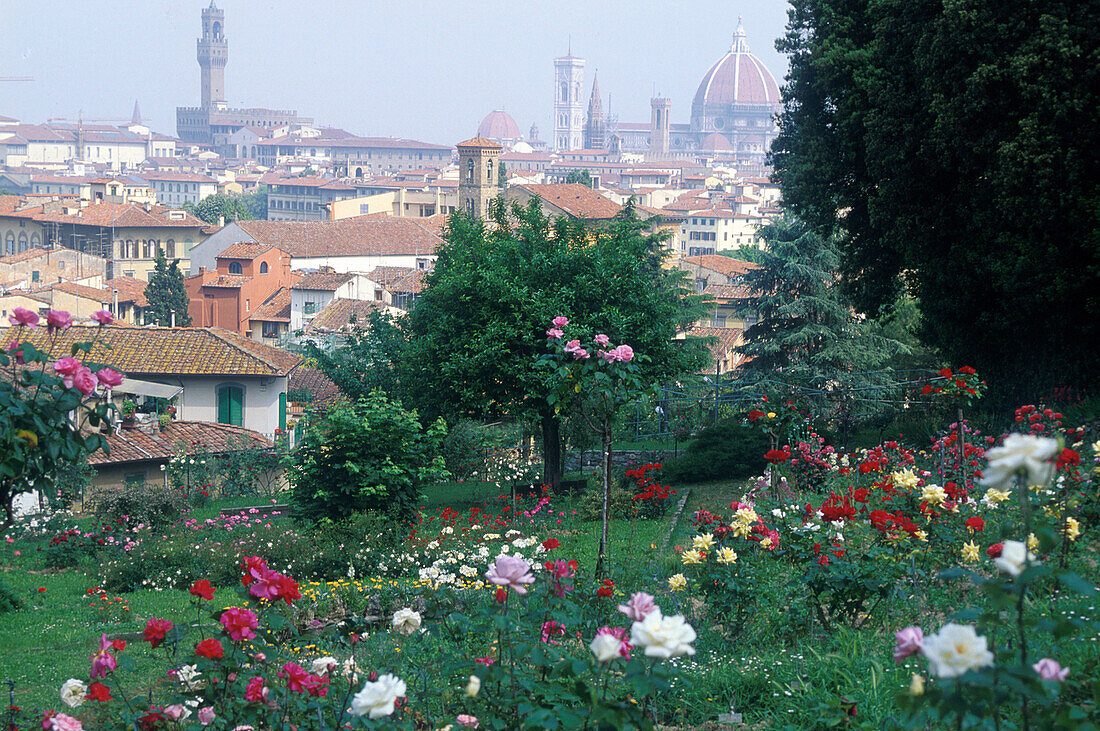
[737,215,902,381]
[304,310,409,404]
[771,0,1100,398]
[405,199,707,487]
[144,249,192,327]
[183,193,254,225]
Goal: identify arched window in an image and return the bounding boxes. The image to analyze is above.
[259,261,268,274]
[165,239,176,258]
[486,160,493,181]
[4,232,13,255]
[228,261,243,275]
[30,233,40,247]
[17,233,27,252]
[466,158,474,181]
[217,384,244,426]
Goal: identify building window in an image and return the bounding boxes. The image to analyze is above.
[303,301,318,315]
[217,384,244,427]
[259,261,268,274]
[124,472,146,489]
[228,261,243,275]
[262,321,280,339]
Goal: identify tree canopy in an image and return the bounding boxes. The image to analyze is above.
[405,199,707,484]
[304,310,409,405]
[770,0,1100,397]
[144,249,191,327]
[183,193,254,225]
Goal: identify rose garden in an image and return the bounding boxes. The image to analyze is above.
[1,301,1097,731]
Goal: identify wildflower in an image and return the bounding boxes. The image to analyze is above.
[921,623,994,678]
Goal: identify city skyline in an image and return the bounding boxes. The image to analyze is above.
[0,0,790,144]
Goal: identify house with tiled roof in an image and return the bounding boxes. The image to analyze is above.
[138,171,219,207]
[0,245,107,290]
[363,266,428,310]
[188,218,442,276]
[301,298,400,340]
[185,244,294,337]
[86,421,275,498]
[687,325,747,375]
[247,286,294,344]
[680,255,759,331]
[1,324,301,440]
[507,183,624,222]
[290,268,372,332]
[103,276,150,324]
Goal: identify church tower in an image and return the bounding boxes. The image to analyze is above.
[457,136,503,221]
[584,73,606,150]
[553,50,585,151]
[646,97,671,160]
[197,1,228,110]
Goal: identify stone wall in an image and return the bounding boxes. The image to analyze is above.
[563,449,676,473]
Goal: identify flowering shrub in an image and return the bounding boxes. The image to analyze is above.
[1,307,120,526]
[625,462,676,518]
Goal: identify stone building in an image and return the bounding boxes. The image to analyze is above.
[457,137,503,220]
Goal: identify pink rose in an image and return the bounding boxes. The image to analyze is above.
[484,555,535,594]
[1033,658,1069,681]
[90,310,114,325]
[220,607,259,641]
[244,676,269,703]
[596,625,632,660]
[552,316,568,328]
[8,307,39,328]
[546,328,563,339]
[198,707,216,726]
[540,620,566,644]
[613,344,634,363]
[46,310,73,331]
[73,367,98,396]
[456,714,480,728]
[96,368,124,388]
[893,626,924,663]
[6,341,24,364]
[599,349,615,363]
[617,592,658,622]
[163,705,188,722]
[90,634,117,678]
[48,713,83,731]
[53,357,82,377]
[563,339,583,354]
[594,334,610,346]
[573,348,589,360]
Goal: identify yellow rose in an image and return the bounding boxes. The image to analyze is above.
[766,412,776,419]
[681,549,704,565]
[892,469,919,490]
[15,430,38,448]
[729,522,752,538]
[1065,517,1081,542]
[668,573,687,592]
[1027,533,1039,551]
[961,540,980,563]
[693,533,716,552]
[715,547,738,564]
[909,674,925,696]
[734,507,758,524]
[983,488,1011,505]
[921,484,947,505]
[914,530,929,543]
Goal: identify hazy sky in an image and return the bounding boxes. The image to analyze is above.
[0,1,791,144]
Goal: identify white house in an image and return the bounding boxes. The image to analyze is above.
[289,270,372,332]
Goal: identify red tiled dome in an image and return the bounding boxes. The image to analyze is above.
[693,21,781,108]
[477,110,521,141]
[700,132,734,151]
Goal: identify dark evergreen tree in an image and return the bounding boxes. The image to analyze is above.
[771,0,1100,398]
[144,249,192,327]
[737,215,903,382]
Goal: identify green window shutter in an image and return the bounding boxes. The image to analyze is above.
[279,392,287,432]
[218,386,244,427]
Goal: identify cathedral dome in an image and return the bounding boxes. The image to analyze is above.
[692,19,781,108]
[700,132,734,151]
[478,110,521,142]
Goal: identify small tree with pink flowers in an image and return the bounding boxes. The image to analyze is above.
[0,307,121,526]
[539,317,647,577]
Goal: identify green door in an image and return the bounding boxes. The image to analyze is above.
[279,392,287,432]
[217,386,243,426]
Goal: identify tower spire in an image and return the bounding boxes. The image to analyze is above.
[732,15,749,52]
[130,99,142,125]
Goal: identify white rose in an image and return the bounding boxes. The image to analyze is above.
[348,673,406,719]
[391,608,422,635]
[465,675,481,697]
[177,664,203,691]
[993,540,1038,577]
[982,434,1059,490]
[310,656,339,675]
[590,633,622,663]
[60,678,87,708]
[629,609,696,659]
[922,623,994,678]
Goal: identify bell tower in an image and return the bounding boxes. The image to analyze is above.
[197,1,228,110]
[457,136,503,221]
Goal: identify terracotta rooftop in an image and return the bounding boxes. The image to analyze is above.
[0,247,50,265]
[456,136,504,149]
[104,276,149,307]
[701,283,755,300]
[293,271,354,291]
[88,421,272,466]
[29,201,205,229]
[304,298,392,334]
[36,281,112,303]
[516,183,624,221]
[249,286,293,323]
[367,266,427,294]
[687,325,746,368]
[681,255,759,278]
[289,367,344,409]
[0,324,302,377]
[235,218,442,258]
[218,242,274,260]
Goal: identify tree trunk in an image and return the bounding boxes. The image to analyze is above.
[540,409,562,490]
[595,426,612,579]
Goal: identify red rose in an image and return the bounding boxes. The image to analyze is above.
[86,682,112,702]
[939,368,953,378]
[965,516,985,532]
[196,638,224,659]
[1056,448,1080,470]
[764,449,790,464]
[143,618,174,649]
[189,579,215,601]
[987,542,1003,558]
[110,639,126,652]
[748,409,765,421]
[541,538,562,551]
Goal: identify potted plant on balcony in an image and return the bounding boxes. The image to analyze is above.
[120,399,137,427]
[158,413,171,430]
